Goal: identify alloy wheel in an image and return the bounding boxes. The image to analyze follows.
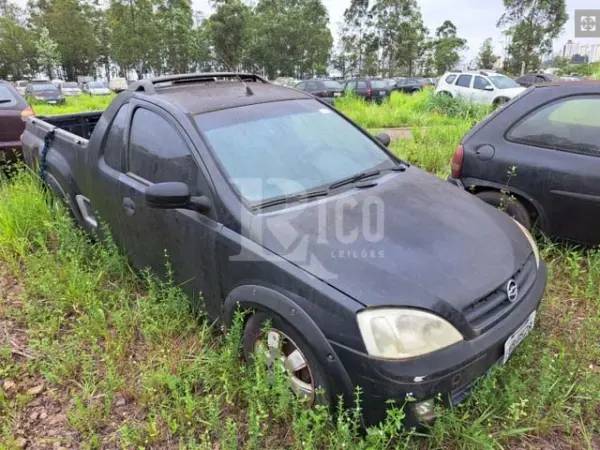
[254,328,316,403]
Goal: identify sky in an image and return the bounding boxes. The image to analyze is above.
[13,0,600,62]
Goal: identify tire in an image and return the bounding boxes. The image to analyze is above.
[493,97,509,108]
[476,190,532,230]
[438,91,452,97]
[242,312,331,405]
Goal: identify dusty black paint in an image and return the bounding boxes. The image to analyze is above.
[22,74,547,426]
[451,81,600,245]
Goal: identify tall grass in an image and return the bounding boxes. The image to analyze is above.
[0,171,598,449]
[335,90,490,129]
[31,94,115,116]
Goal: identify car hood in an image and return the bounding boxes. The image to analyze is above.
[501,87,527,98]
[247,168,532,313]
[62,88,80,93]
[90,88,110,94]
[35,91,61,99]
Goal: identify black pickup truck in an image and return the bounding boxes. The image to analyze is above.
[21,73,546,427]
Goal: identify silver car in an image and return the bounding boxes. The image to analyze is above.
[60,82,82,96]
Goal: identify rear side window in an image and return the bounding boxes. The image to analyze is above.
[371,80,387,89]
[128,108,197,185]
[306,81,319,90]
[102,103,130,170]
[0,86,19,108]
[295,82,306,90]
[456,75,472,88]
[507,96,600,156]
[445,74,457,84]
[357,81,368,89]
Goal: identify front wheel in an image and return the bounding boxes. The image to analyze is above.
[243,312,331,405]
[476,190,532,229]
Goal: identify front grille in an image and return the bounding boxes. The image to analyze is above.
[463,253,537,333]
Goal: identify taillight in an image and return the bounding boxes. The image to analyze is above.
[21,105,35,121]
[323,90,329,97]
[367,88,372,97]
[451,144,464,178]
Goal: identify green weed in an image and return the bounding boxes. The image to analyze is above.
[31,95,116,116]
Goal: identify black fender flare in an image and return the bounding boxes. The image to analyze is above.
[463,177,549,231]
[223,284,354,401]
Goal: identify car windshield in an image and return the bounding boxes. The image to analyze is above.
[323,80,342,89]
[89,82,105,88]
[32,84,58,92]
[488,75,520,89]
[371,80,387,88]
[63,82,78,88]
[195,99,395,204]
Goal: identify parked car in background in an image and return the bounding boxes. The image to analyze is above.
[341,78,390,103]
[15,80,29,96]
[22,72,546,428]
[392,77,432,93]
[83,81,111,96]
[448,80,600,245]
[294,79,344,104]
[515,73,558,87]
[273,77,298,88]
[25,81,66,104]
[60,81,82,96]
[109,77,128,92]
[559,76,582,82]
[0,80,34,164]
[436,71,526,107]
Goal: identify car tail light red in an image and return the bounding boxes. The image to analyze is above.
[451,144,464,178]
[21,105,35,121]
[367,88,372,97]
[323,90,329,97]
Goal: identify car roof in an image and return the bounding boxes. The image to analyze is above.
[129,73,313,115]
[533,79,600,89]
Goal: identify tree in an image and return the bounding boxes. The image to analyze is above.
[432,20,466,74]
[36,26,60,78]
[342,0,370,76]
[0,2,39,79]
[108,0,160,78]
[369,0,427,76]
[498,0,568,74]
[29,0,101,79]
[477,38,498,69]
[249,0,332,78]
[208,0,251,70]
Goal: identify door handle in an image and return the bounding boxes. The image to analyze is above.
[122,197,136,216]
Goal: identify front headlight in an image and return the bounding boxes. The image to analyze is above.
[513,220,540,268]
[357,309,463,360]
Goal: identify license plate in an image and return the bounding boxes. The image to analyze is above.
[379,91,386,95]
[502,311,536,364]
[334,92,341,97]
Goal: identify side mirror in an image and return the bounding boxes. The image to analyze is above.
[375,132,391,147]
[145,182,191,209]
[145,182,211,213]
[484,85,494,91]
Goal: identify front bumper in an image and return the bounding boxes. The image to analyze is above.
[330,261,548,427]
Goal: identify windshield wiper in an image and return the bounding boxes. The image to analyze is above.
[329,170,381,190]
[252,188,330,211]
[329,165,407,190]
[0,99,11,104]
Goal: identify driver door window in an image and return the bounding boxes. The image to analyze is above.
[128,108,198,188]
